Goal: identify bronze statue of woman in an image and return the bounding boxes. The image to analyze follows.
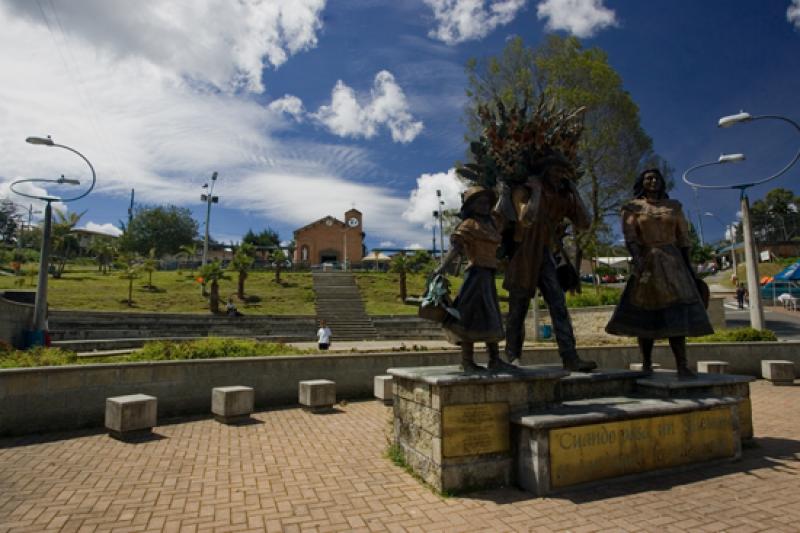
[605,168,713,377]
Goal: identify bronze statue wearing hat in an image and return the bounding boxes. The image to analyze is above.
[435,186,513,371]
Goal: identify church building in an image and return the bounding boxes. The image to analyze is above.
[293,209,365,266]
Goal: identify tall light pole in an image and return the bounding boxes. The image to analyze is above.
[436,189,445,266]
[11,136,96,340]
[704,211,737,273]
[431,210,438,257]
[200,171,218,267]
[684,111,800,330]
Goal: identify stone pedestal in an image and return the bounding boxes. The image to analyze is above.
[387,365,567,493]
[761,360,795,385]
[299,379,336,411]
[105,394,157,439]
[635,372,755,440]
[212,386,254,423]
[514,396,742,495]
[697,361,729,374]
[374,375,393,405]
[629,363,662,372]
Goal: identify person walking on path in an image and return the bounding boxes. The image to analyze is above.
[736,284,746,309]
[605,169,713,378]
[317,320,332,350]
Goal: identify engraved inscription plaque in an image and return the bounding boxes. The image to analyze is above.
[549,407,736,488]
[442,402,509,458]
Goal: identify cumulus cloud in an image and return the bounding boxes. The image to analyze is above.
[789,0,800,29]
[268,95,306,121]
[424,0,526,44]
[312,71,424,143]
[536,0,617,38]
[401,168,466,228]
[81,222,123,237]
[0,179,68,218]
[2,0,325,94]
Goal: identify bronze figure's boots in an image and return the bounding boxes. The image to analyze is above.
[460,342,483,372]
[637,337,654,375]
[669,337,696,378]
[486,342,516,372]
[562,351,597,372]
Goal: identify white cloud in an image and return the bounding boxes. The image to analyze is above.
[536,0,617,38]
[789,0,800,30]
[2,0,325,94]
[268,95,306,122]
[81,222,123,237]
[424,0,526,45]
[407,243,424,250]
[379,241,396,248]
[401,168,466,228]
[0,179,68,218]
[312,71,424,143]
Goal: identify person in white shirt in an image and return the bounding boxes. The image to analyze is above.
[317,320,332,350]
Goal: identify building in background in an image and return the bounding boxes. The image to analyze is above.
[293,209,365,267]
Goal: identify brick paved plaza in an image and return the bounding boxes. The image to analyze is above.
[1,379,798,533]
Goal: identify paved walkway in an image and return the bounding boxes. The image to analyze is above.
[1,380,799,533]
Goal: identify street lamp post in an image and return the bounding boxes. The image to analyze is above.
[200,171,219,267]
[11,136,96,340]
[684,111,800,331]
[431,210,439,258]
[704,212,737,273]
[436,189,445,266]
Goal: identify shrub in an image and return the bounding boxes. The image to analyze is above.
[0,347,78,368]
[132,337,312,361]
[690,327,778,343]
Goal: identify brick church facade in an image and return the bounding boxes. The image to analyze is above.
[293,209,365,266]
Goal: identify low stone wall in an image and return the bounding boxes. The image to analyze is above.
[0,291,34,348]
[0,341,796,437]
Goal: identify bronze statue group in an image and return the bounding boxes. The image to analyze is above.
[427,99,712,378]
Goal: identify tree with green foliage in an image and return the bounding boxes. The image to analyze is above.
[119,205,199,257]
[269,248,288,283]
[51,210,84,278]
[465,35,668,282]
[750,187,800,243]
[0,200,19,244]
[199,260,226,313]
[689,223,714,266]
[407,250,437,273]
[229,242,255,299]
[242,228,280,249]
[178,243,198,273]
[389,252,410,302]
[89,238,117,274]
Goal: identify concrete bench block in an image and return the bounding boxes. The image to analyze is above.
[761,360,796,385]
[105,394,157,439]
[374,375,393,405]
[212,386,254,423]
[299,379,336,411]
[697,361,729,374]
[629,363,662,372]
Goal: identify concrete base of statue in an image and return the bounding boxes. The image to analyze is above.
[388,365,754,495]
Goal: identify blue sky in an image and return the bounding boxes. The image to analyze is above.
[1,0,798,249]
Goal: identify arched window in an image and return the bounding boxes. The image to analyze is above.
[301,246,309,261]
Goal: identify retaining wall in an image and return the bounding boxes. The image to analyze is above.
[0,341,796,437]
[0,291,34,349]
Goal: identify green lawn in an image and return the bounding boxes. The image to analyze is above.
[0,267,316,315]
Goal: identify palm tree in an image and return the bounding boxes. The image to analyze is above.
[179,243,197,273]
[142,247,158,289]
[51,210,84,278]
[199,260,226,313]
[229,243,255,299]
[117,253,140,307]
[270,248,288,283]
[389,252,410,302]
[90,239,117,274]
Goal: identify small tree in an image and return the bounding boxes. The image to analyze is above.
[389,252,410,302]
[178,243,197,273]
[51,210,84,278]
[117,253,140,307]
[90,239,117,274]
[142,247,158,289]
[270,248,288,283]
[199,260,226,313]
[229,243,255,299]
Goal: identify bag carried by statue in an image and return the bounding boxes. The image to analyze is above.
[418,274,460,323]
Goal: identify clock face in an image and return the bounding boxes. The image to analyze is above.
[325,218,333,226]
[347,217,359,227]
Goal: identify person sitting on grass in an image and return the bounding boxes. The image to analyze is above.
[226,296,243,317]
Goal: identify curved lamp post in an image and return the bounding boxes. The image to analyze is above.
[683,112,800,330]
[704,211,737,273]
[10,136,96,340]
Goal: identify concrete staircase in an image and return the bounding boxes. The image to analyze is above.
[312,272,378,340]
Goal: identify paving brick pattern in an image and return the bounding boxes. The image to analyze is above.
[1,380,799,532]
